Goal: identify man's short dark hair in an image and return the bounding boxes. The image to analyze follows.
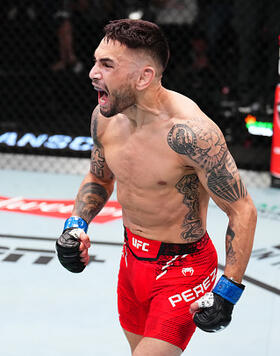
[103,19,170,72]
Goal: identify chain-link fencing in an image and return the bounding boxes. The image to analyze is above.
[1,0,279,186]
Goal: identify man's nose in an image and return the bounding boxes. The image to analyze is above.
[89,65,102,80]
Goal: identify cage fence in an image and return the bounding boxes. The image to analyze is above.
[1,0,280,187]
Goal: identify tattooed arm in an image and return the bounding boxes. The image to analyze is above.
[167,120,257,283]
[56,106,114,273]
[71,105,115,223]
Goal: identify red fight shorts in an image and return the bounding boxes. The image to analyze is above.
[117,227,218,351]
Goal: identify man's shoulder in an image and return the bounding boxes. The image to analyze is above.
[90,105,111,142]
[90,105,106,129]
[167,90,212,126]
[167,93,217,131]
[167,94,225,159]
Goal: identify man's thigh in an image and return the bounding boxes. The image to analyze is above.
[123,329,143,353]
[132,337,182,356]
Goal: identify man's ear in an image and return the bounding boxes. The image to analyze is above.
[135,66,155,91]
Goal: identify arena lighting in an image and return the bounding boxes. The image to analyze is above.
[128,10,144,20]
[0,132,93,151]
[244,114,273,137]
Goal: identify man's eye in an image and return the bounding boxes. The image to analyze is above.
[104,63,113,68]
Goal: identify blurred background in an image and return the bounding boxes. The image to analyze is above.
[1,0,280,184]
[0,2,279,356]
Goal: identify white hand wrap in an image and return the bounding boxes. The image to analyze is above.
[197,292,214,308]
[68,228,84,240]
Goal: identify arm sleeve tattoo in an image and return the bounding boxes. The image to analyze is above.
[90,106,114,181]
[73,107,114,223]
[225,225,237,265]
[75,182,108,223]
[167,123,247,203]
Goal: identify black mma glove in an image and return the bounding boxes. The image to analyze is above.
[193,275,245,332]
[56,216,88,273]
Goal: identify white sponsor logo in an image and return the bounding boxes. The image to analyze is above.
[0,132,93,152]
[168,268,217,307]
[182,267,194,276]
[132,237,149,252]
[0,196,73,213]
[0,196,122,222]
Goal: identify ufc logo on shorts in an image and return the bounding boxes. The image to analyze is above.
[132,237,149,252]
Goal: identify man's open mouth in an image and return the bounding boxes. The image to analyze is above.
[94,87,109,106]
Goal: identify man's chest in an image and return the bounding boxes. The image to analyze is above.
[103,131,188,189]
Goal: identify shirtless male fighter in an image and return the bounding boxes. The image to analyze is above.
[56,19,257,356]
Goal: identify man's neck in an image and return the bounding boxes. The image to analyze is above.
[123,85,170,127]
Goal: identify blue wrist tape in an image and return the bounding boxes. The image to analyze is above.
[213,275,244,304]
[64,216,88,233]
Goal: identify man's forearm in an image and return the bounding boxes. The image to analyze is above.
[72,172,114,224]
[224,197,257,283]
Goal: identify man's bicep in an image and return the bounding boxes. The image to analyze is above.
[167,120,247,206]
[198,150,247,205]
